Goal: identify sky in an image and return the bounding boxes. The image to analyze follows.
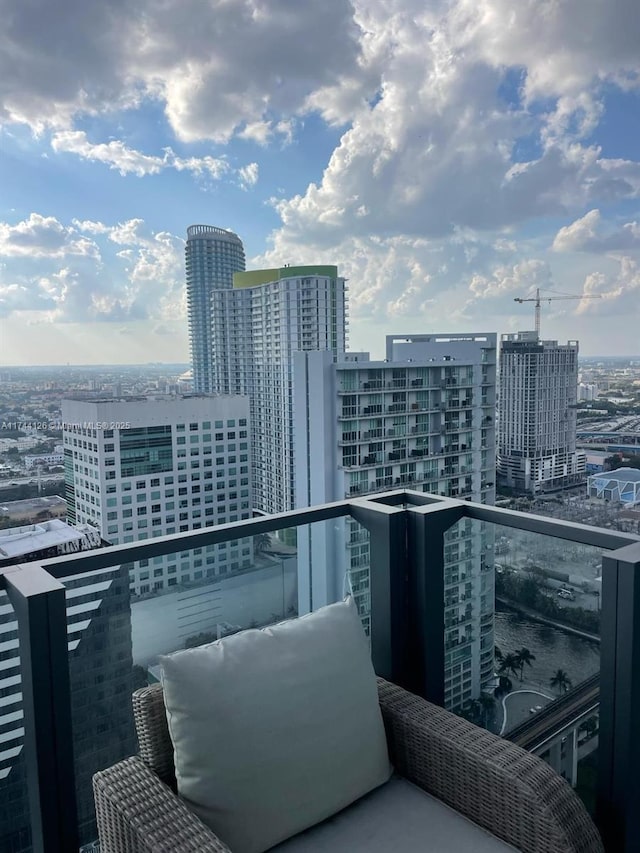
[1,0,640,365]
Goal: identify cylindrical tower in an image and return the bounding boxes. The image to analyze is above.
[185,225,245,393]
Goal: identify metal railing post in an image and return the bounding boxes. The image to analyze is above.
[350,502,408,686]
[597,542,640,853]
[2,564,79,853]
[406,502,465,705]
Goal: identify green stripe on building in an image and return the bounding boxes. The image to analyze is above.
[233,265,338,288]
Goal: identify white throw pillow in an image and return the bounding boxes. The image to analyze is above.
[159,597,393,853]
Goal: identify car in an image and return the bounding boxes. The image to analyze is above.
[558,588,576,601]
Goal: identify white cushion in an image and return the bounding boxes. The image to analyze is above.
[271,777,520,852]
[159,597,393,853]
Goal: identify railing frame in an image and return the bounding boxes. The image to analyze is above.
[1,489,639,853]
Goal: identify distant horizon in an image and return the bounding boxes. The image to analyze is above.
[1,354,640,371]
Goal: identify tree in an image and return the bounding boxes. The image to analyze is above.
[499,653,520,681]
[494,645,503,663]
[496,674,513,695]
[514,647,536,682]
[478,694,495,727]
[254,532,271,556]
[550,669,572,694]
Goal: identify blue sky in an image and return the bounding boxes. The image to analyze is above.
[1,0,640,364]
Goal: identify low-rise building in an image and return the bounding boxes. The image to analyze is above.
[587,467,640,506]
[0,494,67,525]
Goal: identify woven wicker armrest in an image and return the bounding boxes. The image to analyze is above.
[377,679,604,853]
[93,756,230,853]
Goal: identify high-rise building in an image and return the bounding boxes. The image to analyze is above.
[62,395,253,596]
[191,258,348,514]
[0,520,134,852]
[292,333,497,710]
[497,332,586,494]
[185,225,246,394]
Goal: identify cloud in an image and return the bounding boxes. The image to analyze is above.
[238,162,259,190]
[577,256,640,315]
[0,215,185,324]
[469,259,552,300]
[0,213,100,259]
[452,0,640,102]
[553,209,640,253]
[0,0,364,142]
[51,130,239,182]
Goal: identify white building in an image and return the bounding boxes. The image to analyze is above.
[193,261,347,514]
[24,452,64,469]
[293,333,497,711]
[578,383,599,402]
[61,395,253,597]
[498,332,586,494]
[587,468,640,506]
[185,225,246,395]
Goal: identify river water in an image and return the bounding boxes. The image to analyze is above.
[494,604,600,692]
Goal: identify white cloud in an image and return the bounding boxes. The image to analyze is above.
[0,215,184,324]
[52,130,229,180]
[0,0,364,142]
[469,259,552,300]
[238,162,259,190]
[577,256,640,315]
[553,209,640,253]
[0,213,100,259]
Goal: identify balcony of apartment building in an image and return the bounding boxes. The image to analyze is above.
[1,490,639,852]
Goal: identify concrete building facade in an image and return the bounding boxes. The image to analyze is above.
[293,333,497,710]
[190,259,348,514]
[498,332,585,494]
[62,395,252,597]
[185,225,246,394]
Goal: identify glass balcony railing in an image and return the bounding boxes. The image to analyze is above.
[1,489,639,853]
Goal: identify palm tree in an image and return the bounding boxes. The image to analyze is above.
[550,669,572,694]
[496,674,513,695]
[254,532,271,556]
[494,645,503,664]
[499,653,520,681]
[515,647,536,682]
[478,694,495,727]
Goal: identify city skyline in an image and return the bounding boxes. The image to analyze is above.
[1,1,640,365]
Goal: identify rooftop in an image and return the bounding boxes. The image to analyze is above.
[589,467,640,483]
[0,518,88,560]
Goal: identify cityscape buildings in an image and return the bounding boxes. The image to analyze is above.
[61,395,253,597]
[293,333,497,709]
[497,331,586,494]
[186,247,348,514]
[185,225,246,394]
[0,520,134,852]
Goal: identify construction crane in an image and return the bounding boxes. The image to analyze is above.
[513,287,601,336]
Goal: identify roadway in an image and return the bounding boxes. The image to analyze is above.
[507,673,600,751]
[0,473,64,488]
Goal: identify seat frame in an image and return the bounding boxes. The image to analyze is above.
[93,679,604,853]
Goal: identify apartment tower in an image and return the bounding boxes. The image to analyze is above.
[186,250,348,514]
[497,332,585,494]
[293,333,497,710]
[185,225,246,394]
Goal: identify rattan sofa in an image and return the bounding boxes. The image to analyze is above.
[93,678,604,853]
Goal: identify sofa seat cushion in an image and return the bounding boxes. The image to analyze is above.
[270,776,520,853]
[159,597,392,853]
